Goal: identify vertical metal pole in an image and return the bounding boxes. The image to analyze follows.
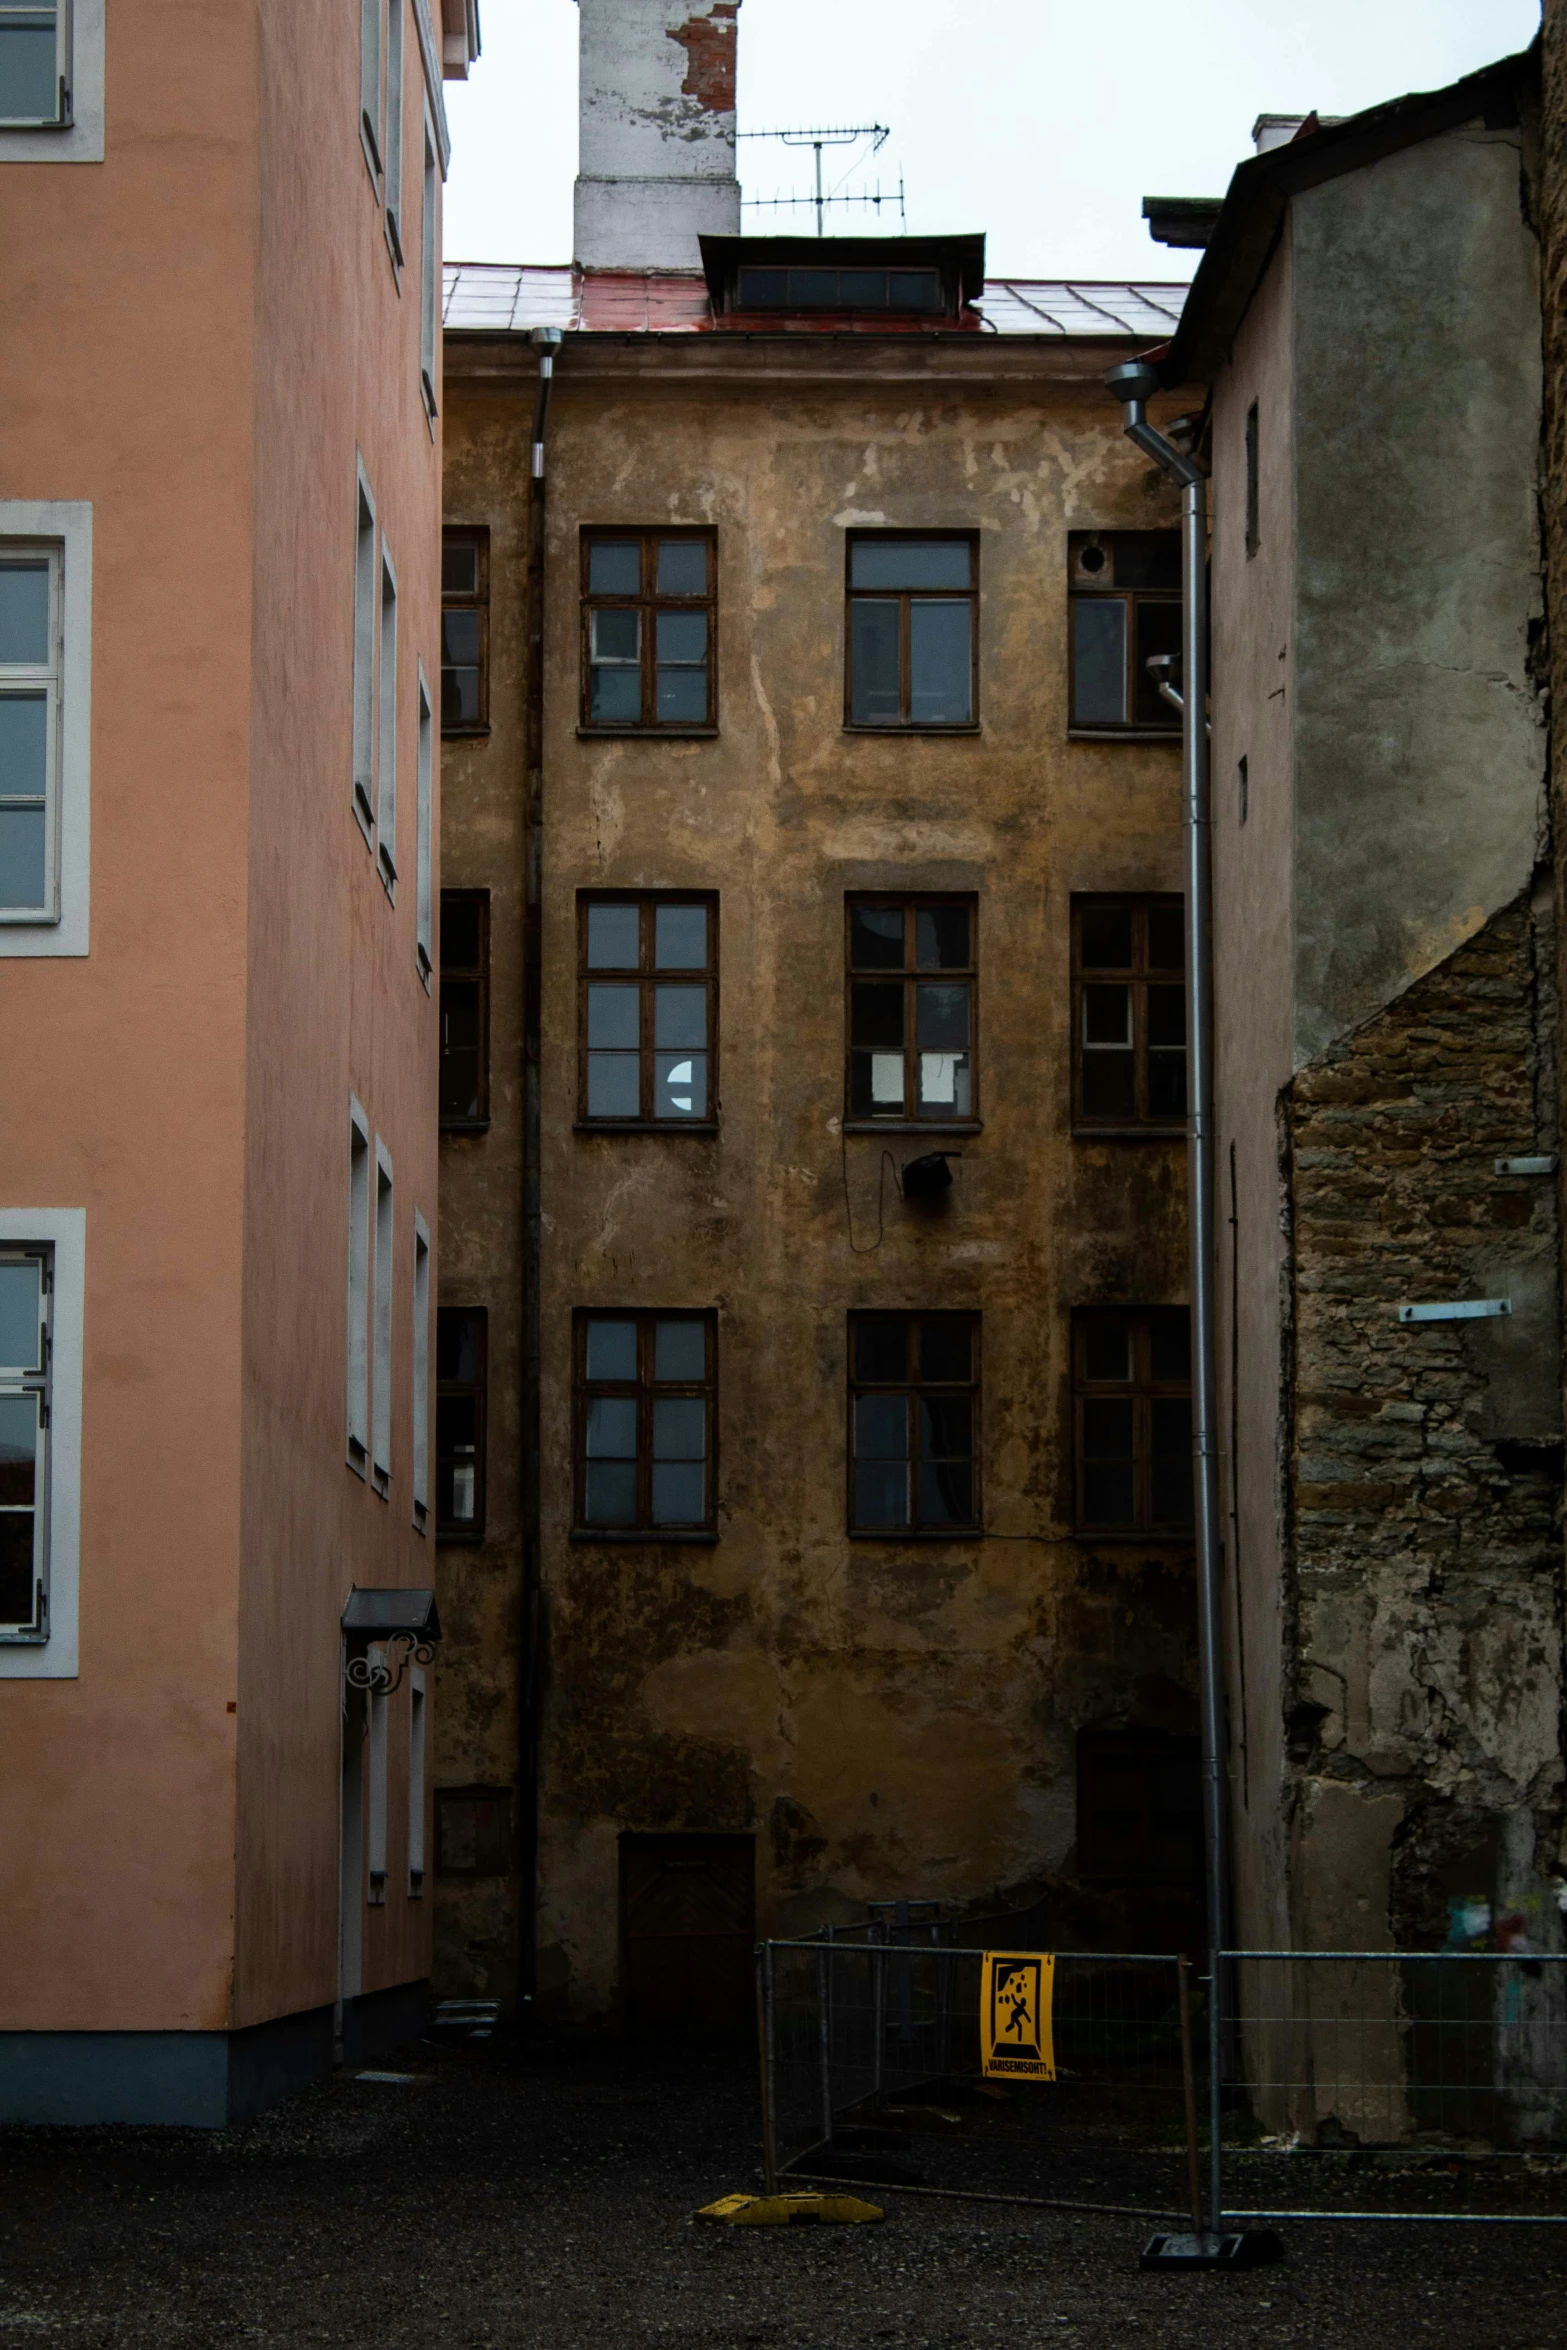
[1182,469,1226,2238]
[818,1926,835,2151]
[872,1921,886,2098]
[814,139,824,236]
[757,1945,779,2195]
[1176,1956,1203,2238]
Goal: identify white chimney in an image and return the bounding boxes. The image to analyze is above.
[574,0,743,272]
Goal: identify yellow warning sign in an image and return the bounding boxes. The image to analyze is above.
[980,1951,1055,2080]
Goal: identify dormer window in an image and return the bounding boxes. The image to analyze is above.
[701,234,984,327]
[736,266,942,315]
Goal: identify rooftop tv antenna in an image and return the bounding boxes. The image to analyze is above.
[738,124,903,236]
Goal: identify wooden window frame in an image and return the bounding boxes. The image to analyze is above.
[844,530,979,733]
[1066,530,1182,740]
[572,1308,717,1541]
[441,526,489,736]
[579,527,717,736]
[435,1304,487,1544]
[844,893,979,1133]
[439,887,490,1133]
[847,1310,982,1539]
[1072,1307,1193,1540]
[577,892,719,1133]
[435,1784,512,1877]
[1071,895,1186,1136]
[1076,1729,1203,1887]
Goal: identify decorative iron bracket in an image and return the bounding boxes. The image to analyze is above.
[344,1630,434,1700]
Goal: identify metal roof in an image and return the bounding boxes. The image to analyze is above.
[442,262,1188,341]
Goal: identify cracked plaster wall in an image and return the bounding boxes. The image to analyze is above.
[1213,104,1563,1982]
[574,0,741,270]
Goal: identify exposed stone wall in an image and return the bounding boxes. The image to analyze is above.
[1283,896,1565,1949]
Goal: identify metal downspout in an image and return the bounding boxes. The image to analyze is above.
[518,325,561,2009]
[1105,360,1225,2237]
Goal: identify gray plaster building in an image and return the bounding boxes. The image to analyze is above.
[1156,47,1565,1976]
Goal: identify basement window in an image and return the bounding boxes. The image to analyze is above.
[849,1312,980,1536]
[574,1311,716,1538]
[1073,1308,1192,1537]
[846,895,977,1129]
[847,534,977,729]
[1071,897,1186,1133]
[579,893,717,1129]
[1067,532,1180,736]
[581,529,716,733]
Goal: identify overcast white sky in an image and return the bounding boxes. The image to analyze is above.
[443,0,1541,281]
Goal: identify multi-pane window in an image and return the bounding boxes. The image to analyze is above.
[0,1247,49,1638]
[581,530,715,731]
[441,528,488,733]
[1072,898,1186,1131]
[846,536,976,729]
[580,895,716,1127]
[1073,1308,1193,1536]
[372,1143,394,1495]
[436,1306,486,1541]
[736,265,942,315]
[411,1214,430,1530]
[420,115,438,421]
[1076,1730,1202,1885]
[0,545,59,917]
[415,666,433,983]
[849,1313,980,1535]
[847,897,975,1125]
[574,1311,715,1535]
[439,890,489,1130]
[0,2,65,124]
[382,0,404,264]
[376,541,398,893]
[347,1105,371,1473]
[1067,532,1181,733]
[352,466,377,843]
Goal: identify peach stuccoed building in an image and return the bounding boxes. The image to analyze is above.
[0,0,479,2123]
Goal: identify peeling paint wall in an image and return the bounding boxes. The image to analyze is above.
[1211,96,1563,1972]
[574,0,742,269]
[442,333,1205,2018]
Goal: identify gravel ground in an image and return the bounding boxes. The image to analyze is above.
[1,2030,1564,2348]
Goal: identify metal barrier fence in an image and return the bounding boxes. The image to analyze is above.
[755,1938,1567,2232]
[1220,1950,1567,2225]
[757,1933,1204,2226]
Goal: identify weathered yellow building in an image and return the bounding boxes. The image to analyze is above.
[434,0,1202,2025]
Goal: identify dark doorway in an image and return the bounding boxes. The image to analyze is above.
[619,1832,756,2037]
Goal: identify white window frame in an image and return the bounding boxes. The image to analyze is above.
[383,0,405,271]
[359,0,383,183]
[420,110,438,428]
[347,1100,371,1475]
[352,463,377,849]
[412,1209,430,1529]
[372,1137,394,1495]
[0,504,90,957]
[377,538,398,896]
[415,661,433,986]
[366,1663,388,1903]
[407,1667,426,1895]
[0,0,103,165]
[0,1207,82,1681]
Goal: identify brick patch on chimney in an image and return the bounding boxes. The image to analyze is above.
[668,5,738,115]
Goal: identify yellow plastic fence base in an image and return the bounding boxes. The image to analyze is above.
[695,2191,885,2227]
